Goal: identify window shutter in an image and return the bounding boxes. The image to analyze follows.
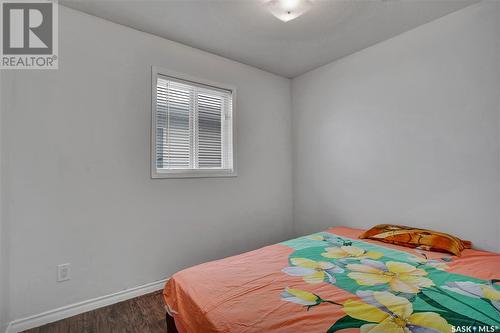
[154,74,234,176]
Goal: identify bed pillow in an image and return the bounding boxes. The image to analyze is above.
[359,224,471,256]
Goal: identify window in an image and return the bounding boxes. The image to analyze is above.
[151,68,235,178]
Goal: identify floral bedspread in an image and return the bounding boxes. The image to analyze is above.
[164,227,500,333]
[280,232,500,333]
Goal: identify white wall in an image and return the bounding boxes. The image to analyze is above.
[0,6,293,321]
[292,1,500,252]
[0,70,7,331]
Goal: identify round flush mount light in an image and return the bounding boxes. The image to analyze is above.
[262,0,313,22]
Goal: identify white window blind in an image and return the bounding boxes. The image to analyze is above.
[152,72,234,178]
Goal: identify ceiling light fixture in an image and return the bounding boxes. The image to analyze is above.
[262,0,313,22]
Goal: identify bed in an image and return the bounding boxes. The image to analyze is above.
[163,227,500,333]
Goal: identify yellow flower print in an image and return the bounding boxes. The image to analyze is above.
[281,287,340,310]
[343,290,452,333]
[409,249,450,271]
[482,285,500,303]
[281,287,320,306]
[307,233,353,246]
[346,259,434,293]
[282,258,344,284]
[308,234,325,241]
[409,256,449,271]
[444,281,500,312]
[322,246,383,260]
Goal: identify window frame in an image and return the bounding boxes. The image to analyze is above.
[151,66,237,179]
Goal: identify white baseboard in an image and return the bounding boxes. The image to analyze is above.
[5,278,169,333]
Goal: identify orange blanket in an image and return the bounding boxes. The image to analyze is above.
[163,227,500,333]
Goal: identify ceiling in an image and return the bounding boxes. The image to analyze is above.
[60,0,477,78]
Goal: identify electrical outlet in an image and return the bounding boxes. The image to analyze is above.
[57,263,71,282]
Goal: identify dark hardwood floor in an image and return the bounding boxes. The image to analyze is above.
[22,291,168,333]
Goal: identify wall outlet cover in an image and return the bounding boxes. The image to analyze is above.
[57,263,71,282]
